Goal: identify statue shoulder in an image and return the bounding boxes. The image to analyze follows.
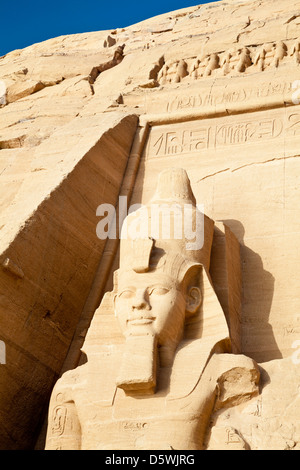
[51,364,87,403]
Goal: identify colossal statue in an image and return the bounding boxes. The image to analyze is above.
[45,168,259,450]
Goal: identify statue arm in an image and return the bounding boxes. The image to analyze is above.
[183,353,260,449]
[45,377,81,450]
[189,352,260,410]
[211,353,260,410]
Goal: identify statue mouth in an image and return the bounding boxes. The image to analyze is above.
[127,316,156,326]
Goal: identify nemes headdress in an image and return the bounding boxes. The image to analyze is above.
[119,168,215,282]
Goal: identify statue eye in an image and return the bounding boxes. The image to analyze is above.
[149,287,170,296]
[119,289,135,299]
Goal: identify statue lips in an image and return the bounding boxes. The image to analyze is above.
[127,315,156,326]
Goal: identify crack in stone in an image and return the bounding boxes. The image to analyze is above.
[197,155,300,182]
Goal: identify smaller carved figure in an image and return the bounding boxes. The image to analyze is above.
[190,58,201,79]
[157,63,170,85]
[290,40,300,65]
[253,46,267,71]
[235,47,252,73]
[271,41,287,68]
[203,53,220,76]
[149,56,165,81]
[196,55,211,77]
[220,51,233,76]
[165,61,178,83]
[174,59,189,83]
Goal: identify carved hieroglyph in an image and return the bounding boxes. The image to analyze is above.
[45,169,260,450]
[1,0,300,451]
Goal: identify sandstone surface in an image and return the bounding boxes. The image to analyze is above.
[0,0,300,450]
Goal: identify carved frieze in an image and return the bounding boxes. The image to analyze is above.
[157,39,300,86]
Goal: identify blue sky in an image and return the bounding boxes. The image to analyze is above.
[0,0,219,57]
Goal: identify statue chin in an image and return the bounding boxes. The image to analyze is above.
[122,320,156,339]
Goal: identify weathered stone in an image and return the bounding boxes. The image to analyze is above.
[0,0,299,451]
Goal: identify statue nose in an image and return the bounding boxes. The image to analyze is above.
[132,289,150,310]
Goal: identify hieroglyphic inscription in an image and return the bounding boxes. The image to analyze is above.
[126,77,296,115]
[52,406,67,436]
[166,80,293,113]
[226,427,244,445]
[215,118,282,147]
[153,128,210,156]
[286,112,300,136]
[146,110,300,159]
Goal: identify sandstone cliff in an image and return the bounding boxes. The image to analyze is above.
[0,0,300,449]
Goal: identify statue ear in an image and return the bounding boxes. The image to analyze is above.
[184,264,203,317]
[186,286,202,316]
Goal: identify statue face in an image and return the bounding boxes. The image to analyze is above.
[114,270,187,347]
